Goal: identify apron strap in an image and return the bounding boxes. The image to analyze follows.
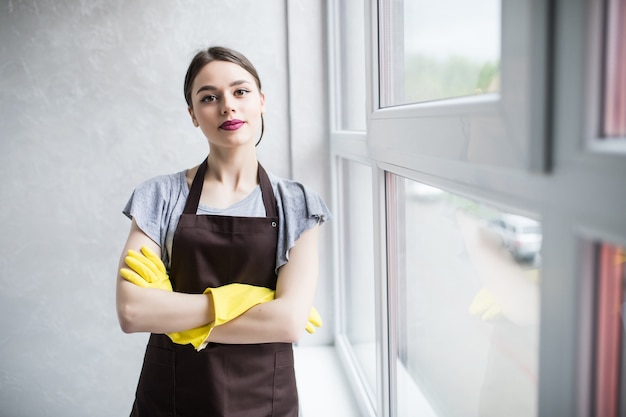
[258,163,278,218]
[183,157,208,214]
[184,158,278,218]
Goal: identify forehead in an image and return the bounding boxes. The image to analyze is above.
[192,60,257,88]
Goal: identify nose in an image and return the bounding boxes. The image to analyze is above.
[221,95,235,115]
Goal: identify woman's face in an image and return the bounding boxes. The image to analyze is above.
[188,60,265,149]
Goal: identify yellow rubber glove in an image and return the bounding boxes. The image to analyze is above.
[119,247,205,346]
[306,306,323,334]
[120,247,172,291]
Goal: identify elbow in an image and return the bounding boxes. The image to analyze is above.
[118,320,135,334]
[281,316,306,343]
[282,330,300,344]
[116,281,148,334]
[117,302,140,334]
[272,302,312,343]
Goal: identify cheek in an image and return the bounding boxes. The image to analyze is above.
[196,107,218,121]
[245,101,264,116]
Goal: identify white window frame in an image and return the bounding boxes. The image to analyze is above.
[327,0,380,416]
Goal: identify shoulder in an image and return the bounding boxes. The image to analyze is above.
[124,170,187,219]
[123,170,188,245]
[267,172,332,223]
[133,170,187,200]
[268,173,306,198]
[268,172,311,204]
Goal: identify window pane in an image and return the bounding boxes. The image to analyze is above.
[393,177,540,416]
[341,160,377,405]
[593,242,626,417]
[338,0,367,131]
[381,0,501,106]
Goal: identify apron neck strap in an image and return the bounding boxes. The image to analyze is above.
[183,157,208,214]
[183,158,278,217]
[258,163,277,218]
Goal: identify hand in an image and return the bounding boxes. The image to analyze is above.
[305,306,323,334]
[119,246,172,292]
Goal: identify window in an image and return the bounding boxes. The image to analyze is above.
[389,176,540,416]
[380,0,501,106]
[375,0,550,171]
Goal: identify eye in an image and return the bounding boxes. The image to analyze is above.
[200,95,218,103]
[235,88,250,96]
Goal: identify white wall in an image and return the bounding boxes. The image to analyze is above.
[0,1,330,415]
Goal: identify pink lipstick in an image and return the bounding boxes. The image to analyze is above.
[220,120,244,131]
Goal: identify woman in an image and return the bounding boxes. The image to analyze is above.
[116,46,331,417]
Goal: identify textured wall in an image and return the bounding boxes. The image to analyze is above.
[0,1,330,415]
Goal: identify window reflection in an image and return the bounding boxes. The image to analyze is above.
[394,177,540,416]
[484,214,542,264]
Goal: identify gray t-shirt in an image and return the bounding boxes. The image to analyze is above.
[123,169,332,273]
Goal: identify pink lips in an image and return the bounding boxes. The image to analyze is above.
[220,120,244,131]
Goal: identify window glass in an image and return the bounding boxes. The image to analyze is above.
[381,0,501,106]
[341,159,377,405]
[593,242,626,417]
[338,0,367,131]
[393,177,540,416]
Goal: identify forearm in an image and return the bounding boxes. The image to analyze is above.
[207,297,310,344]
[116,279,214,333]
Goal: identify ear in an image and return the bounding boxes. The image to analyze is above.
[188,107,199,127]
[259,92,266,115]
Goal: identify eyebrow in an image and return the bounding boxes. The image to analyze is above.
[196,80,252,95]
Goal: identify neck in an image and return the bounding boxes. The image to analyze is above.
[205,146,259,189]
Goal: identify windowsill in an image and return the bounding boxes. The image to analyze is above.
[396,358,439,417]
[294,345,361,417]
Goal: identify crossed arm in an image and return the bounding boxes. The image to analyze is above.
[115,219,320,344]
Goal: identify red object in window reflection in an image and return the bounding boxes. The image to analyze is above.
[603,0,626,136]
[594,244,625,417]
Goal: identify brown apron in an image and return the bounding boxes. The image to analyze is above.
[130,159,298,417]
